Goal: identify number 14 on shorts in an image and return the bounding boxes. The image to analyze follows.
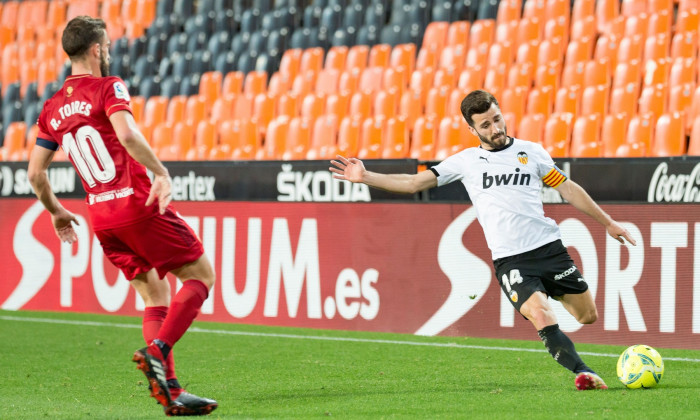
[502,269,523,303]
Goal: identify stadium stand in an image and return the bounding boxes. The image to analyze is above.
[1,0,700,160]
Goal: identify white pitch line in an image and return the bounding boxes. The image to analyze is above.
[3,314,700,363]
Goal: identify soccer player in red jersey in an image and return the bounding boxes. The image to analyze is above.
[27,16,217,416]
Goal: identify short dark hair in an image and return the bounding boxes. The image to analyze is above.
[460,90,500,127]
[62,16,107,58]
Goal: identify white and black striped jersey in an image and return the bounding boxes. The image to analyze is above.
[430,137,568,260]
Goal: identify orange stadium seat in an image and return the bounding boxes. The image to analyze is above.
[676,9,700,33]
[349,90,372,119]
[544,16,569,44]
[358,66,384,94]
[46,0,67,29]
[369,44,391,68]
[267,73,290,97]
[638,84,668,120]
[572,0,595,23]
[518,113,546,144]
[610,83,638,117]
[143,96,169,130]
[623,13,648,38]
[433,66,457,89]
[594,34,620,69]
[307,114,338,160]
[565,38,593,68]
[338,68,361,93]
[399,89,423,130]
[469,20,495,49]
[487,42,514,73]
[233,94,253,120]
[546,0,570,22]
[580,84,609,119]
[435,115,477,160]
[537,37,564,68]
[626,113,655,154]
[439,45,467,72]
[523,0,546,21]
[447,21,470,47]
[301,47,324,75]
[358,117,384,159]
[601,113,629,157]
[323,46,348,72]
[416,47,438,70]
[527,86,554,118]
[495,21,517,45]
[277,92,299,118]
[612,59,641,90]
[382,116,409,159]
[425,86,450,121]
[261,116,290,160]
[483,64,507,101]
[652,112,686,156]
[517,16,542,47]
[617,35,644,64]
[185,95,208,126]
[649,0,673,14]
[410,116,437,161]
[535,63,560,91]
[570,114,602,157]
[554,85,581,116]
[390,44,415,73]
[507,62,534,89]
[669,58,696,88]
[252,93,275,134]
[643,33,669,63]
[648,10,672,37]
[199,71,223,108]
[571,15,596,41]
[244,71,268,96]
[337,116,361,157]
[209,94,234,124]
[543,112,573,157]
[326,91,351,122]
[643,58,671,87]
[596,0,620,33]
[165,95,188,124]
[457,66,484,92]
[1,122,27,161]
[301,93,324,121]
[225,119,260,160]
[671,32,697,61]
[222,71,244,95]
[282,117,312,160]
[279,48,302,82]
[383,66,407,93]
[136,0,157,27]
[688,116,700,155]
[516,40,540,70]
[152,122,173,155]
[346,45,369,71]
[560,62,585,90]
[497,0,521,25]
[668,83,695,121]
[316,68,340,96]
[422,21,449,53]
[374,88,399,119]
[500,86,528,129]
[185,120,217,161]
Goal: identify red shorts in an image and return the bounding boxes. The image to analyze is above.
[95,207,204,280]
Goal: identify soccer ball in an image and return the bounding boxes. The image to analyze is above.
[616,344,664,389]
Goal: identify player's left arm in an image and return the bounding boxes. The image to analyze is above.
[557,179,636,245]
[27,145,79,243]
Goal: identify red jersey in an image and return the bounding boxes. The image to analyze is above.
[36,74,159,230]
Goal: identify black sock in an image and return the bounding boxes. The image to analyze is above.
[537,324,592,374]
[153,338,172,360]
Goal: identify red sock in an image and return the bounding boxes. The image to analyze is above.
[157,280,209,348]
[143,306,177,380]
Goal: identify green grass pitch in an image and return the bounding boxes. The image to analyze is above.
[1,310,699,419]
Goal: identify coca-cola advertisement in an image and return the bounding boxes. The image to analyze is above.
[1,199,698,349]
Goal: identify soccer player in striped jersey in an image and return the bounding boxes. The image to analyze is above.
[330,90,636,390]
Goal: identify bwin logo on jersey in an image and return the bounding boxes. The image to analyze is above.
[517,151,528,165]
[482,168,531,189]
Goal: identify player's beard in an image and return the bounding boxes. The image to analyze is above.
[478,127,509,150]
[99,50,110,77]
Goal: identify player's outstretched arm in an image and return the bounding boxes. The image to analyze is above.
[27,145,80,243]
[557,179,637,246]
[109,110,172,214]
[329,155,438,194]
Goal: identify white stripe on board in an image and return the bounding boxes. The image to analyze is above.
[2,314,700,363]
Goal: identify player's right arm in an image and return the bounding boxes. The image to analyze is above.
[27,145,79,243]
[330,155,437,194]
[109,110,172,214]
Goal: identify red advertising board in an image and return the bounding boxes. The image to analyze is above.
[1,199,698,349]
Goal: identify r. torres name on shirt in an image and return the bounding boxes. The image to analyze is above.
[49,100,93,130]
[482,168,531,189]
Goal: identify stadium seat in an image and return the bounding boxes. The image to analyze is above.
[143,96,169,130]
[507,62,534,90]
[638,84,667,121]
[477,0,499,20]
[252,93,275,132]
[676,8,700,33]
[596,0,620,33]
[409,115,437,161]
[1,121,26,161]
[222,71,245,95]
[152,121,174,154]
[612,59,641,90]
[594,34,620,69]
[495,20,517,46]
[535,63,560,91]
[435,115,477,160]
[469,20,495,49]
[261,115,290,160]
[626,113,655,154]
[282,116,312,160]
[425,85,450,121]
[569,114,602,157]
[358,116,383,159]
[609,83,638,118]
[526,86,554,118]
[223,119,260,160]
[543,112,573,157]
[668,84,694,123]
[277,92,299,118]
[617,35,644,64]
[643,33,669,63]
[537,37,564,68]
[652,112,686,156]
[571,15,596,41]
[601,113,629,157]
[688,116,700,155]
[497,0,521,25]
[307,114,338,160]
[382,116,409,158]
[669,58,696,89]
[185,95,207,126]
[447,21,470,47]
[554,85,581,116]
[337,116,361,157]
[500,86,527,130]
[518,113,546,144]
[580,84,609,119]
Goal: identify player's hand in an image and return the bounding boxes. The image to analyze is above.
[146,174,172,214]
[607,221,637,246]
[329,155,365,183]
[51,209,79,244]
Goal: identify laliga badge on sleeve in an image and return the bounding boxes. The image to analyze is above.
[113,81,130,101]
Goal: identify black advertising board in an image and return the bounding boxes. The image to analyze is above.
[2,157,698,203]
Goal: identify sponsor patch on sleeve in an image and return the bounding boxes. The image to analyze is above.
[542,166,567,188]
[113,81,130,101]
